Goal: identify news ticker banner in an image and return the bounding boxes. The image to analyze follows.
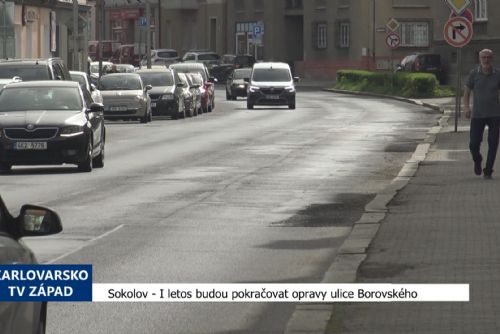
[0,265,469,302]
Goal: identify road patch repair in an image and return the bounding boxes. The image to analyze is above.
[284,93,449,333]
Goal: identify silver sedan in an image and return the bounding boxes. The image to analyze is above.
[98,73,152,123]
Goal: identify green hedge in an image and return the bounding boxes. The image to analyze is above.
[335,70,439,98]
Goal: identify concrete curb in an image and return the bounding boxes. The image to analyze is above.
[323,88,444,112]
[284,91,449,334]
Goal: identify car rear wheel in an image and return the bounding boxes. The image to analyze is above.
[226,91,231,100]
[78,143,93,172]
[0,163,12,173]
[247,101,254,109]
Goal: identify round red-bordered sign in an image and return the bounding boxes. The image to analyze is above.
[443,16,473,48]
[385,32,401,49]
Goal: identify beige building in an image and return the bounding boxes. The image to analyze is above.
[225,0,495,83]
[95,0,496,82]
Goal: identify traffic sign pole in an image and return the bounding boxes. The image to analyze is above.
[455,48,462,132]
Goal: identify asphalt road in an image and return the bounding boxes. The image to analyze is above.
[0,87,440,333]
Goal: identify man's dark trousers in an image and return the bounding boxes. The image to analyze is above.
[470,117,500,174]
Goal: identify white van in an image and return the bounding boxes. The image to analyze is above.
[246,62,299,109]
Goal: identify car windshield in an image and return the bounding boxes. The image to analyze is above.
[233,69,252,79]
[71,74,87,87]
[0,86,82,111]
[99,75,142,90]
[190,74,203,85]
[0,66,51,81]
[198,54,220,61]
[139,72,174,86]
[252,68,291,82]
[157,51,178,58]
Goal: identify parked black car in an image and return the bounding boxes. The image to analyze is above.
[0,81,105,172]
[0,196,62,334]
[396,53,445,84]
[226,68,252,100]
[0,58,72,81]
[136,68,187,119]
[212,54,257,83]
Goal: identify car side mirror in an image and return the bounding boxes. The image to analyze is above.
[145,85,152,91]
[396,64,403,71]
[18,204,62,237]
[89,102,104,113]
[293,76,300,83]
[90,83,96,91]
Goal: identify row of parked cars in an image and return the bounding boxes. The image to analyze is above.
[0,57,218,175]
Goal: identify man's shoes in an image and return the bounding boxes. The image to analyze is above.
[474,160,482,175]
[483,168,493,179]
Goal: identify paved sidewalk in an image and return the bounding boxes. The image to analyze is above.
[325,99,500,333]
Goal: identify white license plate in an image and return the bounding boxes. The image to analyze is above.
[14,142,47,150]
[110,106,127,111]
[151,102,156,107]
[266,95,280,100]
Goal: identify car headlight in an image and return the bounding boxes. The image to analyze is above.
[285,86,295,92]
[60,125,84,137]
[249,86,260,92]
[161,94,174,100]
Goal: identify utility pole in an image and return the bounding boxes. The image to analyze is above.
[98,0,104,77]
[2,0,6,59]
[73,0,79,70]
[145,0,151,69]
[372,0,376,68]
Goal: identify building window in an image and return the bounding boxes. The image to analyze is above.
[285,0,303,10]
[254,0,264,12]
[399,22,429,47]
[475,0,487,21]
[339,22,349,48]
[313,22,327,49]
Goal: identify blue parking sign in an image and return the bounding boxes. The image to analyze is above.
[253,25,262,37]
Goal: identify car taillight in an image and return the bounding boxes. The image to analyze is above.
[415,59,421,71]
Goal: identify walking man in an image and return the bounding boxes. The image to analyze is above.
[464,49,500,179]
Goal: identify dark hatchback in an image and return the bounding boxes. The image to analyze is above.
[225,68,252,100]
[136,68,185,118]
[0,196,62,334]
[0,81,105,173]
[397,53,445,83]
